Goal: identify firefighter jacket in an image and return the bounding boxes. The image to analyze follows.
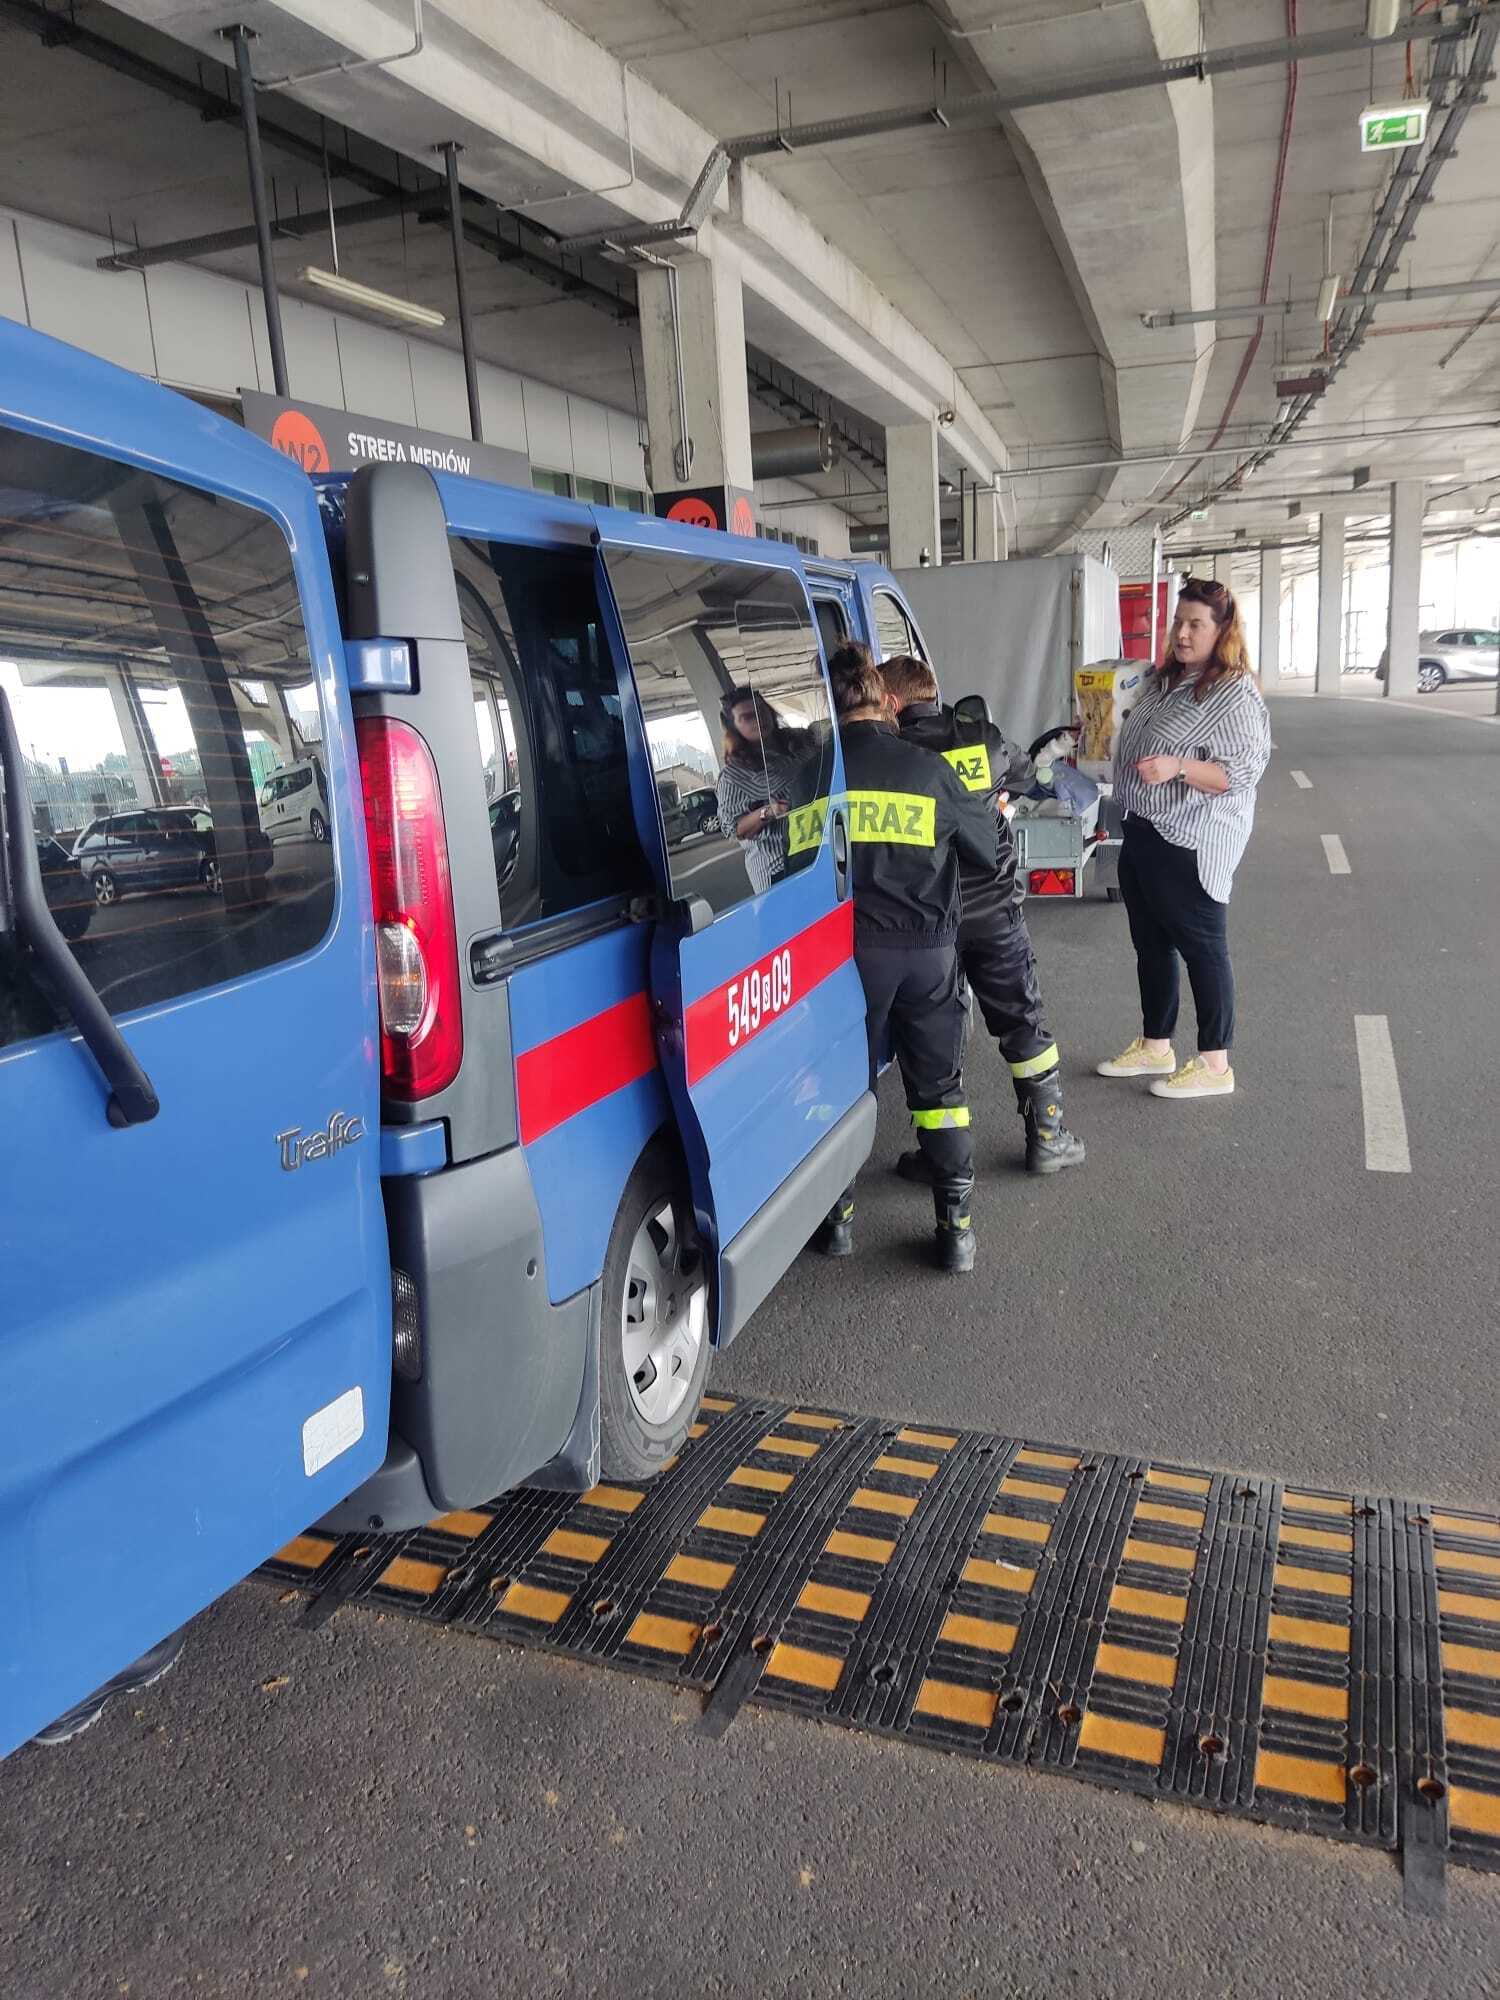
[790,717,998,946]
[898,700,1032,924]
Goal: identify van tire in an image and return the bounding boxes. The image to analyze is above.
[309,808,328,843]
[598,1143,711,1482]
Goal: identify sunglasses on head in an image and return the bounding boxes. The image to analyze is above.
[1180,575,1231,602]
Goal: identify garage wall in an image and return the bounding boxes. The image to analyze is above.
[0,204,640,490]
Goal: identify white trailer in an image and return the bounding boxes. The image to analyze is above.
[894,554,1122,755]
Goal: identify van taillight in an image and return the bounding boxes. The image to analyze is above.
[355,715,463,1100]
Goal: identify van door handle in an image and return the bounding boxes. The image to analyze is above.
[832,809,850,902]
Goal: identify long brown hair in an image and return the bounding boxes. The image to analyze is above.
[1161,576,1253,701]
[721,685,799,766]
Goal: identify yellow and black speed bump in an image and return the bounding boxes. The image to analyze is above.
[261,1397,1500,1889]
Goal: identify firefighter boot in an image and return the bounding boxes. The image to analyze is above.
[932,1184,976,1275]
[812,1191,855,1258]
[1016,1071,1085,1176]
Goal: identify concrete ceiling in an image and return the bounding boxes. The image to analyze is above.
[2,0,1497,559]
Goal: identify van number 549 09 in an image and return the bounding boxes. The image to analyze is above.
[727,949,793,1048]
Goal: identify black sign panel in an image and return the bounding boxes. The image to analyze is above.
[240,390,531,489]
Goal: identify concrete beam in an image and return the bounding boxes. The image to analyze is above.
[1259,547,1282,690]
[637,249,752,494]
[887,424,942,573]
[947,0,1215,543]
[118,0,1013,491]
[1383,480,1425,700]
[973,489,1006,563]
[1316,514,1346,694]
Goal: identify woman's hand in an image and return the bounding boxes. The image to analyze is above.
[1136,754,1184,786]
[768,794,790,819]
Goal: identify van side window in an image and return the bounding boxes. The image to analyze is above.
[814,597,848,659]
[0,428,334,1055]
[602,549,835,913]
[872,589,923,661]
[451,538,649,927]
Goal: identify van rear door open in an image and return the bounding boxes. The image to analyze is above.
[0,323,389,1755]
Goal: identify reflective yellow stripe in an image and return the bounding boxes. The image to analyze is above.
[911,1106,971,1129]
[846,789,936,847]
[786,796,830,856]
[1008,1044,1060,1079]
[941,743,992,792]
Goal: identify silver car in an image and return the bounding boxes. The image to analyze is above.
[1377,626,1499,693]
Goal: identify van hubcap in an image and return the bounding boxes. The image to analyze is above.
[621,1199,706,1428]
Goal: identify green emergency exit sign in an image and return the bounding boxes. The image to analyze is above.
[1360,102,1429,151]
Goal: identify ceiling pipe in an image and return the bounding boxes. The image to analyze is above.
[750,424,837,480]
[1143,275,1500,327]
[253,0,424,92]
[1149,11,1495,530]
[552,6,1482,253]
[1003,419,1499,480]
[95,190,444,272]
[1150,0,1299,511]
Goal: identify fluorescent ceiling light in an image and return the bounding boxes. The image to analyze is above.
[298,265,445,329]
[1366,0,1401,37]
[1316,274,1342,323]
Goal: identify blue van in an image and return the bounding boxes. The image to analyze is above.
[0,321,932,1755]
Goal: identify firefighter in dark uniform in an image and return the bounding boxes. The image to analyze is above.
[881,652,1085,1177]
[811,644,999,1275]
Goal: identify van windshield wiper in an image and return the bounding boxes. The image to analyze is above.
[0,687,159,1127]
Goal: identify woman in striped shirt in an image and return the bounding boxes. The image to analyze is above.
[1098,577,1271,1099]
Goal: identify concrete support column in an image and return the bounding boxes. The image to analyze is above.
[106,670,162,807]
[1384,479,1426,699]
[1210,552,1234,587]
[886,422,942,571]
[1259,546,1282,690]
[1315,513,1346,694]
[637,247,754,507]
[972,487,1006,563]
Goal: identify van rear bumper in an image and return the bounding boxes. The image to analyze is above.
[717,1090,877,1345]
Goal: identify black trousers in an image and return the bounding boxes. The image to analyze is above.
[958,906,1057,1080]
[857,938,973,1196]
[1118,816,1235,1051]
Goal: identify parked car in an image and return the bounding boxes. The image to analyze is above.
[258,756,329,842]
[1376,627,1500,692]
[35,831,92,941]
[678,786,721,835]
[71,806,268,905]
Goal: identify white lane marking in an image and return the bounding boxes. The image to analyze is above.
[1291,769,1313,789]
[1321,834,1351,874]
[1354,1015,1411,1174]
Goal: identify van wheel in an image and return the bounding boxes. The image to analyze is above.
[200,856,222,895]
[599,1144,711,1481]
[309,808,328,843]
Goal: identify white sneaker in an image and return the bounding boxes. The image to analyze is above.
[1148,1057,1235,1099]
[1097,1037,1176,1079]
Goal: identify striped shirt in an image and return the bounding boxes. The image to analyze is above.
[715,746,803,893]
[1114,669,1271,901]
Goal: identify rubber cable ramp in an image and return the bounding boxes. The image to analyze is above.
[262,1396,1500,1887]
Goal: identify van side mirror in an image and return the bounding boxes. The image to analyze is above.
[953,693,992,728]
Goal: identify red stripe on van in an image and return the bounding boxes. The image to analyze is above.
[684,900,855,1086]
[516,992,658,1145]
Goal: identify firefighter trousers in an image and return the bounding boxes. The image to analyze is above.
[858,938,973,1199]
[958,906,1059,1085]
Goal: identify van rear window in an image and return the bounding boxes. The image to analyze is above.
[451,538,649,927]
[0,429,334,1053]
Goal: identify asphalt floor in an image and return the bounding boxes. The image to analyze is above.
[2,692,1498,1999]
